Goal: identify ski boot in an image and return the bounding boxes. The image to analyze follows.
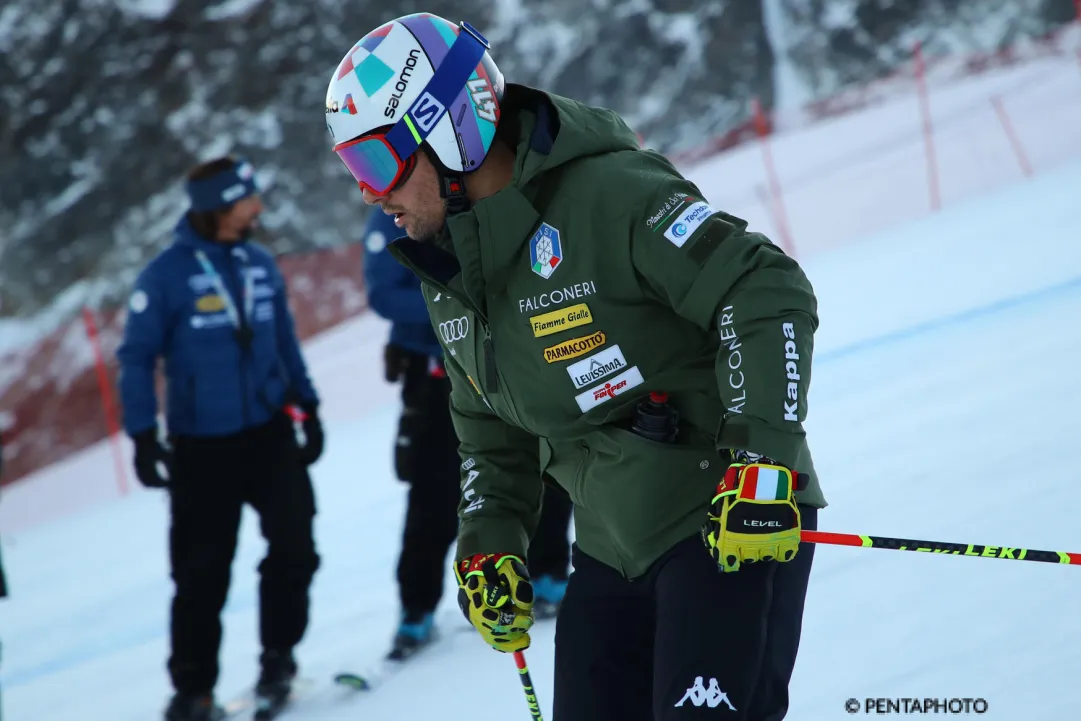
[253,649,297,719]
[387,610,435,661]
[164,692,226,721]
[532,574,567,620]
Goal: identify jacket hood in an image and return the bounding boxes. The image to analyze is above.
[504,84,642,189]
[172,214,251,254]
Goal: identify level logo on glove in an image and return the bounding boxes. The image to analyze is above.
[703,459,804,572]
[455,553,535,652]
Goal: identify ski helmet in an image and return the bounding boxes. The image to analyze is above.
[325,13,505,197]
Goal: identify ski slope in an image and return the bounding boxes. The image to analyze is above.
[5,161,1081,721]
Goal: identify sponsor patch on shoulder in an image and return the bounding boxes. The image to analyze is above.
[663,201,717,248]
[129,289,148,313]
[646,193,694,231]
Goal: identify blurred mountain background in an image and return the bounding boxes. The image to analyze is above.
[0,0,1075,322]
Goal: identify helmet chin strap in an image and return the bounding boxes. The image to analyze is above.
[421,144,471,216]
[440,172,471,216]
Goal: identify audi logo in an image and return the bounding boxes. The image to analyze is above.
[439,316,470,343]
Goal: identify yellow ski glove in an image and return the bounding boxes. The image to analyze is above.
[455,553,535,652]
[703,457,804,573]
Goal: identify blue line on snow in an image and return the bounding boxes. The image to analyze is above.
[818,274,1081,363]
[5,273,1081,690]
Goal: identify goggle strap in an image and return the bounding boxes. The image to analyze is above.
[385,25,488,162]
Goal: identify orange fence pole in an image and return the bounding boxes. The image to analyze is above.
[990,95,1033,178]
[81,307,129,496]
[750,97,796,258]
[913,41,941,212]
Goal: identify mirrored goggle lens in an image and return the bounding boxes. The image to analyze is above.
[334,137,402,194]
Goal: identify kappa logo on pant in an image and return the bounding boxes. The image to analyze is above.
[674,677,737,711]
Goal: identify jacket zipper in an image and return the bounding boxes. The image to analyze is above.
[425,283,528,430]
[482,326,528,432]
[224,252,251,427]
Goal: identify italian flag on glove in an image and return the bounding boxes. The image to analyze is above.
[702,459,804,573]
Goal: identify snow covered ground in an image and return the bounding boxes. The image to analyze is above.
[4,147,1080,720]
[682,46,1081,260]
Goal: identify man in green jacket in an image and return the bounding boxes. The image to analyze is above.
[325,13,826,720]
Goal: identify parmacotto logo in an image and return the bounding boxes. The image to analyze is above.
[543,331,606,363]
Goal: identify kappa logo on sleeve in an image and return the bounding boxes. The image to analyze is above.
[574,366,645,412]
[664,201,717,248]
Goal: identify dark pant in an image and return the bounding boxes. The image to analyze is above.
[553,507,818,721]
[529,480,573,580]
[393,352,573,615]
[167,414,320,695]
[0,538,7,599]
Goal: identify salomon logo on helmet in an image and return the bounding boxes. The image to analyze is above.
[385,48,421,119]
[325,13,506,183]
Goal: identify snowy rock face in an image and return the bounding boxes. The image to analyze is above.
[0,0,772,318]
[779,0,1075,97]
[0,0,1072,318]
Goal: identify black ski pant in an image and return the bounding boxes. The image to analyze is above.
[167,414,320,696]
[553,506,818,721]
[393,351,573,616]
[529,479,573,580]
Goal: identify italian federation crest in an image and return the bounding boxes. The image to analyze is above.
[529,223,563,279]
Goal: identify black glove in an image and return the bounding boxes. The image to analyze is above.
[384,343,411,383]
[132,428,172,489]
[296,403,324,466]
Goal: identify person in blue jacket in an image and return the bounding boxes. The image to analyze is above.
[117,156,323,721]
[362,209,574,661]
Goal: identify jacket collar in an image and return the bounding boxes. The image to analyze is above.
[392,88,559,306]
[172,215,251,259]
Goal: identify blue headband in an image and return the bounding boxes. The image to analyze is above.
[186,159,259,212]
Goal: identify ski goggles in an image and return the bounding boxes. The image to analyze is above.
[332,21,491,196]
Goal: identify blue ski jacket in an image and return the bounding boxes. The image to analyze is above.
[117,216,319,438]
[362,211,442,359]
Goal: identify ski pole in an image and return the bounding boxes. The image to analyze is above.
[802,530,1081,566]
[513,650,544,721]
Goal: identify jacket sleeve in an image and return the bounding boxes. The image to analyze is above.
[116,264,169,436]
[444,348,544,563]
[270,265,319,406]
[628,167,819,470]
[363,221,432,325]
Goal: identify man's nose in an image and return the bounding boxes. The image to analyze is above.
[360,188,381,206]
